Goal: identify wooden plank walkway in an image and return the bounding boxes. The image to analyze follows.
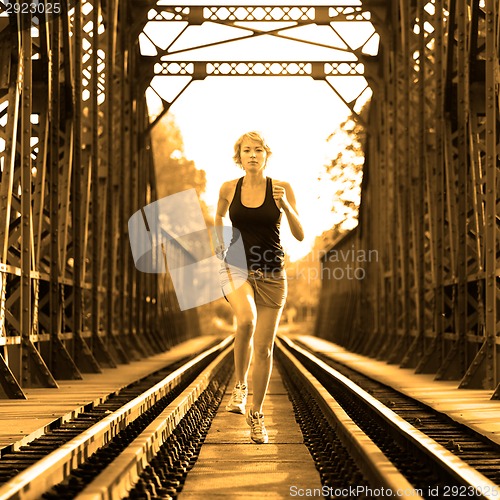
[180,367,322,499]
[0,335,222,453]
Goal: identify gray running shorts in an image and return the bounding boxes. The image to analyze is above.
[219,265,287,309]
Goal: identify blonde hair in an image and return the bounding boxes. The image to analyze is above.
[233,131,272,167]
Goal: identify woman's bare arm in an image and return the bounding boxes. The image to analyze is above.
[273,181,304,241]
[214,183,231,254]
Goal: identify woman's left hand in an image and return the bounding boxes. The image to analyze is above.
[273,184,288,210]
[273,181,304,241]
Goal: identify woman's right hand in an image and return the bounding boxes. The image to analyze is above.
[215,244,226,259]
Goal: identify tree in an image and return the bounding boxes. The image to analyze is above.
[280,116,367,326]
[151,114,225,334]
[321,116,366,234]
[151,113,211,225]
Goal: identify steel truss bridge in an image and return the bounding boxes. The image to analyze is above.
[0,1,498,399]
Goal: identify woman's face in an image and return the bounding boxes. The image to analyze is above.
[240,138,267,173]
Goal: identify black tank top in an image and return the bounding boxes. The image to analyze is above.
[226,177,284,272]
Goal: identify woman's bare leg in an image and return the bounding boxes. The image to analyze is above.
[251,304,283,414]
[225,281,257,385]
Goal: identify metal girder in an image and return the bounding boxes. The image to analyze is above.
[459,0,499,394]
[315,0,500,398]
[146,58,373,132]
[18,10,58,389]
[67,0,101,374]
[148,5,371,24]
[0,0,201,398]
[151,60,366,78]
[139,3,379,128]
[133,4,374,35]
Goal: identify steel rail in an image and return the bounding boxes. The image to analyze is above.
[0,335,233,500]
[279,335,499,500]
[275,337,423,500]
[75,342,233,499]
[33,334,420,500]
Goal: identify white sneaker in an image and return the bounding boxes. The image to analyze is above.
[246,408,268,444]
[226,383,247,414]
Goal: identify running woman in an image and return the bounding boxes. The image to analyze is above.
[215,131,304,444]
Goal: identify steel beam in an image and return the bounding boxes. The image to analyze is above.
[315,0,499,398]
[0,0,202,398]
[149,5,371,24]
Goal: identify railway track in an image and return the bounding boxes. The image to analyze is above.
[0,334,498,499]
[278,336,500,500]
[289,336,500,485]
[0,337,234,500]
